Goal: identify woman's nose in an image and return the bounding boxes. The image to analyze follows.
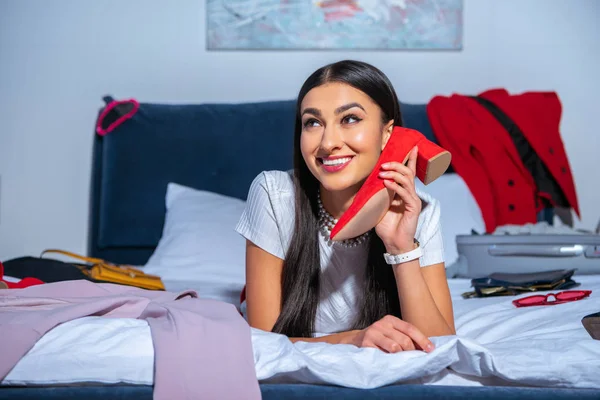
[320,125,343,153]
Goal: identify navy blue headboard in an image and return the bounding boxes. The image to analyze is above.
[88,99,442,265]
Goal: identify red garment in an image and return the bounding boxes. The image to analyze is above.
[427,89,579,233]
[479,89,580,217]
[0,261,44,289]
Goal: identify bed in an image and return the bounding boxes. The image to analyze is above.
[1,98,599,399]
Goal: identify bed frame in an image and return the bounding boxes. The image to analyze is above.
[1,98,595,399]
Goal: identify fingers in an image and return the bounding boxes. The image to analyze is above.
[382,179,408,198]
[379,161,417,198]
[362,330,404,353]
[379,170,415,192]
[384,316,434,352]
[379,171,417,196]
[380,146,418,177]
[380,162,414,179]
[358,316,436,354]
[382,180,419,209]
[407,146,418,175]
[383,329,416,351]
[378,163,420,211]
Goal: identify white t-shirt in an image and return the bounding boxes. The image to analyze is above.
[235,170,445,335]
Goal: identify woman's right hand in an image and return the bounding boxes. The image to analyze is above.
[345,315,435,353]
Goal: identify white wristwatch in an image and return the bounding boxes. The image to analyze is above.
[383,239,422,265]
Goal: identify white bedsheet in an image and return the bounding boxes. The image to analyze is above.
[3,276,600,389]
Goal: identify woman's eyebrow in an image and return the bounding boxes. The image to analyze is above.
[302,107,321,118]
[301,102,365,118]
[335,102,365,114]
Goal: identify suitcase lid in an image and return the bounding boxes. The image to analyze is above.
[456,234,600,246]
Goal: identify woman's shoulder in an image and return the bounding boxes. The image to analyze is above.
[249,169,295,197]
[245,170,295,211]
[237,170,295,260]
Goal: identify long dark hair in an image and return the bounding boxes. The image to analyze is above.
[271,60,404,338]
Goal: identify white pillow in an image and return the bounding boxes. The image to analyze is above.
[144,183,247,304]
[415,173,485,266]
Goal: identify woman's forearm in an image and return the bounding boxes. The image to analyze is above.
[289,330,359,345]
[392,260,454,337]
[287,259,454,343]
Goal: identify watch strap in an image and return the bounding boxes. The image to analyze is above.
[383,239,422,265]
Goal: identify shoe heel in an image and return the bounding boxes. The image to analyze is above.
[394,128,451,185]
[415,138,452,185]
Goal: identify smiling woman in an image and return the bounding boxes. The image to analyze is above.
[234,60,455,354]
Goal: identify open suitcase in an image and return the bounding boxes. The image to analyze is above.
[451,234,600,278]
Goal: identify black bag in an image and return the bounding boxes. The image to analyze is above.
[3,251,165,291]
[2,256,95,283]
[462,269,579,298]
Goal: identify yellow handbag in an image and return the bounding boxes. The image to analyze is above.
[41,249,165,291]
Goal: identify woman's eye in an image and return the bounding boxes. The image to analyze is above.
[343,114,362,124]
[303,118,320,128]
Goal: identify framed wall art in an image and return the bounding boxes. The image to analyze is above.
[207,0,463,50]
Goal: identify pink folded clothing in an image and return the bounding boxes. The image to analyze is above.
[0,280,260,400]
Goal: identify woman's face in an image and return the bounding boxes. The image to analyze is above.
[300,82,393,193]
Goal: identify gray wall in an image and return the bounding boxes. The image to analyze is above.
[0,0,598,260]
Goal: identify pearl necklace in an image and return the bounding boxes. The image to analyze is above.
[317,191,371,248]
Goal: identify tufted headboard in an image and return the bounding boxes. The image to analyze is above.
[87,98,446,265]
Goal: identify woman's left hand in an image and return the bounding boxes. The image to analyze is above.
[375,146,422,254]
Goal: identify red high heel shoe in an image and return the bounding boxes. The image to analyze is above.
[330,127,451,241]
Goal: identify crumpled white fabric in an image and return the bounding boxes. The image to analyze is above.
[252,276,600,389]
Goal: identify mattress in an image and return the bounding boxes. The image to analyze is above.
[2,276,600,390]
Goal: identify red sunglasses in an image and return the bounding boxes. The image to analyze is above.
[513,290,592,308]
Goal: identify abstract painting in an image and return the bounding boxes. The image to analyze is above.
[207,0,463,50]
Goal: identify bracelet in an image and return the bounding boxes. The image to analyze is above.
[383,239,422,265]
